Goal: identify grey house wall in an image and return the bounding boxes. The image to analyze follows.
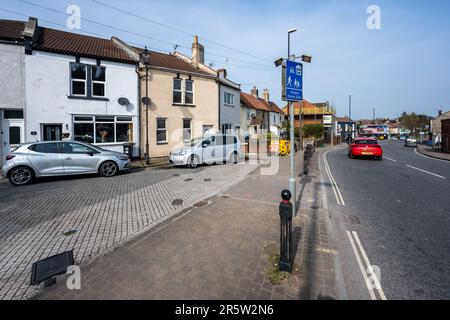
[0,43,25,166]
[0,43,25,110]
[219,84,241,132]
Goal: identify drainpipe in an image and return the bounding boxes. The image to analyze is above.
[135,63,142,159]
[217,78,221,133]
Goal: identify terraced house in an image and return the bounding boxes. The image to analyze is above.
[0,17,140,161]
[117,36,221,160]
[0,17,240,162]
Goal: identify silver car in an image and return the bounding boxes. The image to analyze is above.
[2,141,131,186]
[169,134,242,168]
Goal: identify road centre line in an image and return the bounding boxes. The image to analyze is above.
[383,156,397,162]
[406,165,446,179]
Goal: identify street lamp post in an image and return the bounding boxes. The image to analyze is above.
[349,94,353,140]
[288,28,297,217]
[140,47,151,165]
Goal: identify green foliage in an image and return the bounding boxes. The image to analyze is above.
[302,124,324,139]
[398,112,430,132]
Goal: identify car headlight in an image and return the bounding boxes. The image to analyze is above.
[179,150,187,156]
[115,154,129,161]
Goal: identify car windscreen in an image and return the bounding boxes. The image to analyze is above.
[354,140,378,145]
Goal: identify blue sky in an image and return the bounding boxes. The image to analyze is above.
[1,0,449,119]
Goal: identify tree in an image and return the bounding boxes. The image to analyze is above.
[398,112,430,133]
[302,124,324,139]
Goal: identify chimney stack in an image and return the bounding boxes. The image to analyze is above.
[251,86,259,98]
[192,35,205,67]
[262,88,270,103]
[22,17,38,55]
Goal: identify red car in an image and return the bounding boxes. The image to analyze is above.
[348,138,383,160]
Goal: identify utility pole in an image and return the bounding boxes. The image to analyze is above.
[288,28,297,217]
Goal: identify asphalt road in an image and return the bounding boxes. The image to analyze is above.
[322,140,450,300]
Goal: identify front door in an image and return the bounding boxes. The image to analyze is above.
[43,124,62,141]
[2,119,24,160]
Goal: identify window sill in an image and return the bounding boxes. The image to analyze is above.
[68,95,110,102]
[172,103,196,107]
[157,142,168,145]
[224,104,235,107]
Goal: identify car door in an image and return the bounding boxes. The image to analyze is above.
[61,142,100,174]
[213,135,226,163]
[201,136,216,164]
[27,142,64,175]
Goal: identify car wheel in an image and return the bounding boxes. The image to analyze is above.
[378,157,383,161]
[349,153,354,159]
[188,155,200,168]
[8,166,34,186]
[229,152,239,164]
[99,161,119,177]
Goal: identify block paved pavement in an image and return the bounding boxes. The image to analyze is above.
[0,161,258,300]
[36,150,342,300]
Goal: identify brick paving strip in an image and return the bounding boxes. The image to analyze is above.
[34,152,341,300]
[0,162,258,300]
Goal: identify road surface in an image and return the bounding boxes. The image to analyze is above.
[321,140,450,300]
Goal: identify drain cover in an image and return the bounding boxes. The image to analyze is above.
[173,174,180,177]
[184,178,193,182]
[172,199,183,206]
[62,228,78,236]
[204,178,211,182]
[194,201,209,208]
[345,215,360,224]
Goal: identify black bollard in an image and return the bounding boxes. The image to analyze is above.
[279,190,293,273]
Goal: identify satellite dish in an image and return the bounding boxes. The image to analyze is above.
[141,97,151,105]
[118,97,130,106]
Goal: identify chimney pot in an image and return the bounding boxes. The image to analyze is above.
[251,86,259,98]
[262,88,269,103]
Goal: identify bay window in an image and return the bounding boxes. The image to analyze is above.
[73,115,133,144]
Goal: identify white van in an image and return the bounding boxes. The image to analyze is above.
[169,134,242,168]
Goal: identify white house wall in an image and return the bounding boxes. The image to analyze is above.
[24,51,139,156]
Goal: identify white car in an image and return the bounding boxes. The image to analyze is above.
[169,134,242,168]
[405,137,417,147]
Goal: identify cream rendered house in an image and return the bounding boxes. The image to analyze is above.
[116,38,219,159]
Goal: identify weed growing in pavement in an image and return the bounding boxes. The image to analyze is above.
[264,242,300,285]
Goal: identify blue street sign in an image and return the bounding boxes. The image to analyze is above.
[285,60,303,101]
